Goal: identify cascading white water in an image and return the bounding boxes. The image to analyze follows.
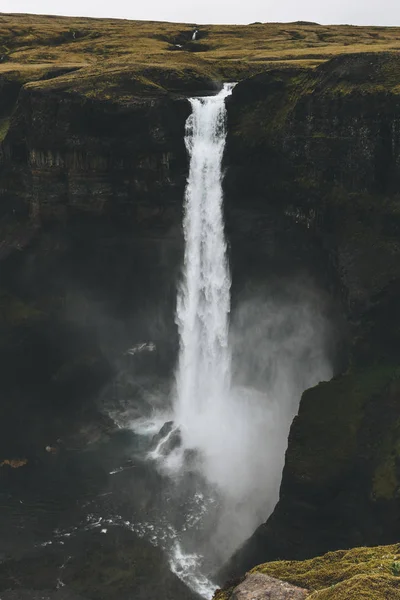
[175,84,234,446]
[123,83,332,598]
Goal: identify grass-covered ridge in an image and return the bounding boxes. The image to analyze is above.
[1,13,400,97]
[215,544,400,599]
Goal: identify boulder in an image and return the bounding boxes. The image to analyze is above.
[151,421,182,455]
[230,573,308,600]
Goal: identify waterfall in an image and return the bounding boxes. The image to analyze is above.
[174,84,234,449]
[123,82,332,600]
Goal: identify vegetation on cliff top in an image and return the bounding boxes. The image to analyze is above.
[215,544,400,599]
[1,12,400,98]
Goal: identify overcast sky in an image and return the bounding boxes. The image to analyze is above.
[2,0,400,26]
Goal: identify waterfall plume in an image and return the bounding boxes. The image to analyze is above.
[175,84,234,447]
[170,84,332,565]
[143,84,332,595]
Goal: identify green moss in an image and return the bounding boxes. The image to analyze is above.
[215,545,400,599]
[373,454,399,500]
[232,52,400,154]
[0,293,42,325]
[0,117,10,141]
[287,366,399,487]
[309,574,400,599]
[213,590,231,600]
[372,413,400,500]
[319,53,400,96]
[26,62,220,101]
[252,545,400,591]
[230,69,313,147]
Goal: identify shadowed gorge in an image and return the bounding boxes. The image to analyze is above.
[1,10,400,600]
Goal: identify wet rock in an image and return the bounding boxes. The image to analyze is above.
[161,427,182,454]
[230,573,308,600]
[152,421,174,445]
[151,421,182,455]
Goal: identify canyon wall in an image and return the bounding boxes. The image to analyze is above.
[2,51,400,575]
[222,51,400,578]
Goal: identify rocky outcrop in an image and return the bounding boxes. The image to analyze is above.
[225,573,308,600]
[216,544,400,600]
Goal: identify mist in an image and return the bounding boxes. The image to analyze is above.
[48,87,335,597]
[55,253,334,594]
[168,278,333,565]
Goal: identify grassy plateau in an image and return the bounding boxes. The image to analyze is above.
[1,12,400,98]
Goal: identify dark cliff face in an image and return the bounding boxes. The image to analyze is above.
[226,53,400,329]
[0,78,194,458]
[0,67,336,460]
[1,84,191,223]
[221,52,400,579]
[2,48,400,581]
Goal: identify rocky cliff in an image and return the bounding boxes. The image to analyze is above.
[0,86,192,462]
[222,51,400,577]
[2,12,400,589]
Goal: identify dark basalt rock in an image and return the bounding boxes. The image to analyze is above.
[151,422,182,455]
[219,52,400,578]
[2,46,400,586]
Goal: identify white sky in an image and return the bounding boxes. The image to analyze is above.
[1,0,400,26]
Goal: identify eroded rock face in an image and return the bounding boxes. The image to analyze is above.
[226,52,400,333]
[0,86,190,226]
[0,69,192,458]
[220,52,400,578]
[2,47,400,586]
[230,573,308,600]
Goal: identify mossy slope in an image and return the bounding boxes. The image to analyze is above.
[215,545,400,599]
[1,13,400,100]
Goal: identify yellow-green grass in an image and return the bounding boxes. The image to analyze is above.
[0,116,10,141]
[214,544,400,600]
[1,13,400,94]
